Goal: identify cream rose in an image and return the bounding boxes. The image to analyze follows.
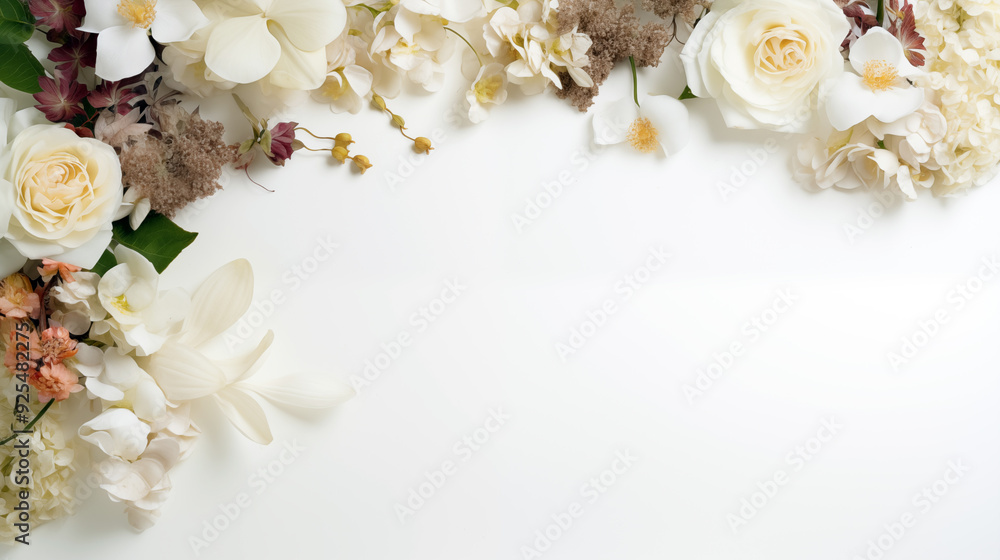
[680,0,849,132]
[0,123,123,266]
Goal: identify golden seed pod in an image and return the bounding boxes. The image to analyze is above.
[352,155,372,174]
[371,94,387,112]
[331,146,350,163]
[414,137,433,154]
[391,114,406,128]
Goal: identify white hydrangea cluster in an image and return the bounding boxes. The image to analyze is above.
[914,0,1000,195]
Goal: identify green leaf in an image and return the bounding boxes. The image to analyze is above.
[678,86,697,100]
[0,42,42,93]
[0,0,33,45]
[112,213,198,274]
[89,249,118,276]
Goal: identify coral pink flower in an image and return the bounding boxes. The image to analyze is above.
[29,362,83,402]
[0,275,40,320]
[39,326,78,365]
[38,259,83,283]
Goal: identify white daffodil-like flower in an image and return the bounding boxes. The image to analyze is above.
[592,95,690,157]
[825,28,924,132]
[312,34,375,114]
[139,259,353,445]
[370,3,456,92]
[74,345,167,422]
[466,62,508,123]
[202,0,347,90]
[79,0,209,82]
[92,246,190,356]
[79,408,151,461]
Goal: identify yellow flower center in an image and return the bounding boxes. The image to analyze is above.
[626,117,659,154]
[112,294,132,313]
[474,75,503,104]
[117,0,157,29]
[320,72,348,100]
[862,59,899,92]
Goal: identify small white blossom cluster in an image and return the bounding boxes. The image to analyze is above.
[914,0,1000,195]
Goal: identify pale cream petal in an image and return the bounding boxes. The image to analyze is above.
[205,15,281,84]
[239,374,354,409]
[212,387,273,445]
[178,259,254,347]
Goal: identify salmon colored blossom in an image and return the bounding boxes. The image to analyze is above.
[4,324,40,374]
[39,327,78,365]
[0,274,41,320]
[29,362,83,402]
[39,259,83,284]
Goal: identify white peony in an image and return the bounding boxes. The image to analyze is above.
[680,0,849,132]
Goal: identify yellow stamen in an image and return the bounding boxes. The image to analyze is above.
[474,75,503,104]
[626,117,659,154]
[112,294,132,313]
[117,0,157,29]
[862,59,899,92]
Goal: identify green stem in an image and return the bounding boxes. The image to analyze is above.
[353,3,382,17]
[876,0,885,26]
[0,400,55,446]
[629,56,639,108]
[445,27,482,67]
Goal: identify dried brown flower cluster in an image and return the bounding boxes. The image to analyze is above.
[641,0,712,24]
[119,104,234,217]
[555,0,672,111]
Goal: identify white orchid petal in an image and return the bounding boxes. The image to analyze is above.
[179,259,254,347]
[268,29,328,90]
[266,0,346,52]
[212,387,273,445]
[78,0,128,33]
[870,87,925,125]
[150,0,209,43]
[849,27,905,73]
[239,374,354,409]
[216,330,274,384]
[641,94,691,157]
[95,26,156,82]
[205,15,281,84]
[143,340,227,401]
[592,98,637,146]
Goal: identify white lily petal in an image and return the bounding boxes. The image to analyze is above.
[239,374,354,409]
[212,386,273,445]
[205,15,281,84]
[179,259,254,347]
[849,27,905,74]
[150,0,209,43]
[641,94,691,157]
[143,339,227,401]
[268,29,328,90]
[95,26,156,82]
[592,98,638,146]
[216,330,274,384]
[266,0,346,52]
[78,0,129,33]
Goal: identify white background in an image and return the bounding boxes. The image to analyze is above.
[12,44,1000,560]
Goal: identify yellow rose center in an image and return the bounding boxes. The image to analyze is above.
[756,31,808,74]
[862,59,899,92]
[626,117,659,154]
[117,0,157,29]
[474,75,503,104]
[20,155,95,227]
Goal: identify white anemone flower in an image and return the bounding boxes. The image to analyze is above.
[79,0,209,82]
[140,259,354,445]
[825,27,924,131]
[203,0,347,90]
[592,94,690,157]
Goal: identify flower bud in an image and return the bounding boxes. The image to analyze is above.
[391,114,406,128]
[331,146,350,163]
[414,137,433,154]
[334,133,354,148]
[352,155,372,174]
[371,94,387,112]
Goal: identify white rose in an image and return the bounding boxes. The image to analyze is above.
[680,0,849,132]
[0,121,123,266]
